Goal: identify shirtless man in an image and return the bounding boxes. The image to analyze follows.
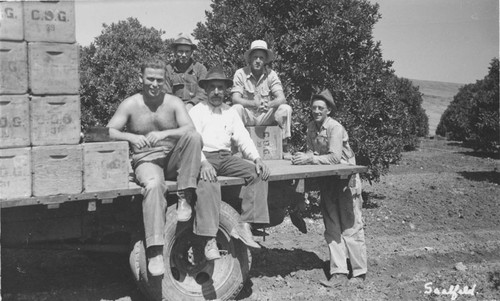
[107,59,220,276]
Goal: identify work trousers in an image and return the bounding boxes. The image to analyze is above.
[320,174,367,277]
[204,151,270,224]
[232,104,292,139]
[132,131,214,247]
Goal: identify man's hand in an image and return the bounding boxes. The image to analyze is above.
[291,152,313,165]
[200,160,218,182]
[130,134,151,150]
[254,158,270,180]
[258,98,270,113]
[146,131,166,146]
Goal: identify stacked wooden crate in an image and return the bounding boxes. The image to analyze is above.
[0,0,129,200]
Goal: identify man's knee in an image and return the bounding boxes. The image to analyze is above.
[180,130,202,146]
[143,177,167,195]
[275,104,292,119]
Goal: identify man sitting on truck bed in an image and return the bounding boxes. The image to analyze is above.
[189,65,271,249]
[107,58,220,276]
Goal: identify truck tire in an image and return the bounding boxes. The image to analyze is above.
[130,201,251,301]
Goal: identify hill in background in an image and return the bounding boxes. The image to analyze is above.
[410,79,464,136]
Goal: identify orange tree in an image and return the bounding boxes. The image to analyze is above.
[194,0,428,181]
[79,18,171,130]
[437,58,499,152]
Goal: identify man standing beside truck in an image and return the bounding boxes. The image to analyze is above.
[107,58,220,277]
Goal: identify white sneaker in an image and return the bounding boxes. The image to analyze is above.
[148,254,165,276]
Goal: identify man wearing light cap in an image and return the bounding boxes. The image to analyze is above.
[231,40,292,157]
[166,33,207,111]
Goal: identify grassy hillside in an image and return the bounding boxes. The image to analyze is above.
[410,79,464,136]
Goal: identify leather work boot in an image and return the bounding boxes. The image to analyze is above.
[176,189,193,222]
[230,222,261,248]
[348,274,366,287]
[319,273,348,288]
[147,246,165,276]
[204,237,221,261]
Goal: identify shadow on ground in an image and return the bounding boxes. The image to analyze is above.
[236,247,324,299]
[459,171,500,185]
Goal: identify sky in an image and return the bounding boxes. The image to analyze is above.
[75,0,499,84]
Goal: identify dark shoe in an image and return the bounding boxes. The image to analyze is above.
[319,273,348,288]
[348,275,366,287]
[289,210,307,234]
[205,238,221,261]
[230,222,261,248]
[147,246,165,276]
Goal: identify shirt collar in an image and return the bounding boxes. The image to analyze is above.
[173,59,194,73]
[205,100,226,114]
[315,117,332,131]
[243,66,269,81]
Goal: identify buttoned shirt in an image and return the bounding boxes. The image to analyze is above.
[306,117,356,165]
[231,66,283,111]
[189,101,260,162]
[165,60,207,105]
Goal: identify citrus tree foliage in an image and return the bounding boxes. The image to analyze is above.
[79,18,171,130]
[437,58,499,152]
[194,0,428,181]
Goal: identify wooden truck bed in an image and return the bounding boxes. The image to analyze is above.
[0,160,367,208]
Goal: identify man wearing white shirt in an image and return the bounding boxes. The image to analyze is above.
[189,66,271,248]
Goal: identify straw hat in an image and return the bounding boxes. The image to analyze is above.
[243,40,275,63]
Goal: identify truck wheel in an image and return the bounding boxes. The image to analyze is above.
[130,201,251,301]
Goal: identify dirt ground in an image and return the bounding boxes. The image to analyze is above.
[2,138,499,301]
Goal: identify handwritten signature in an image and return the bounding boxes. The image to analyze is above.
[424,282,476,300]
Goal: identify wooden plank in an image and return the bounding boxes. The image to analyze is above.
[0,161,366,208]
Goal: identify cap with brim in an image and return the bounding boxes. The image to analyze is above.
[198,66,233,89]
[311,89,336,111]
[244,40,275,64]
[171,33,197,50]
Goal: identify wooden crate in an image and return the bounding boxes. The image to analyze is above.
[30,95,81,146]
[28,42,79,94]
[0,41,28,94]
[247,126,283,160]
[83,141,130,192]
[32,144,82,196]
[23,0,75,43]
[0,95,30,148]
[0,147,31,200]
[0,1,24,41]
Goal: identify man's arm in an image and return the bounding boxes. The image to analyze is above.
[190,63,208,105]
[107,98,151,149]
[267,89,286,108]
[265,70,286,109]
[231,91,259,109]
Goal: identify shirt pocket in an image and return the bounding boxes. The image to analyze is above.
[314,132,330,153]
[258,86,271,102]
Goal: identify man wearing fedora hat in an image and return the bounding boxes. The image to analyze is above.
[231,40,292,157]
[189,66,271,249]
[292,89,367,287]
[165,33,207,111]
